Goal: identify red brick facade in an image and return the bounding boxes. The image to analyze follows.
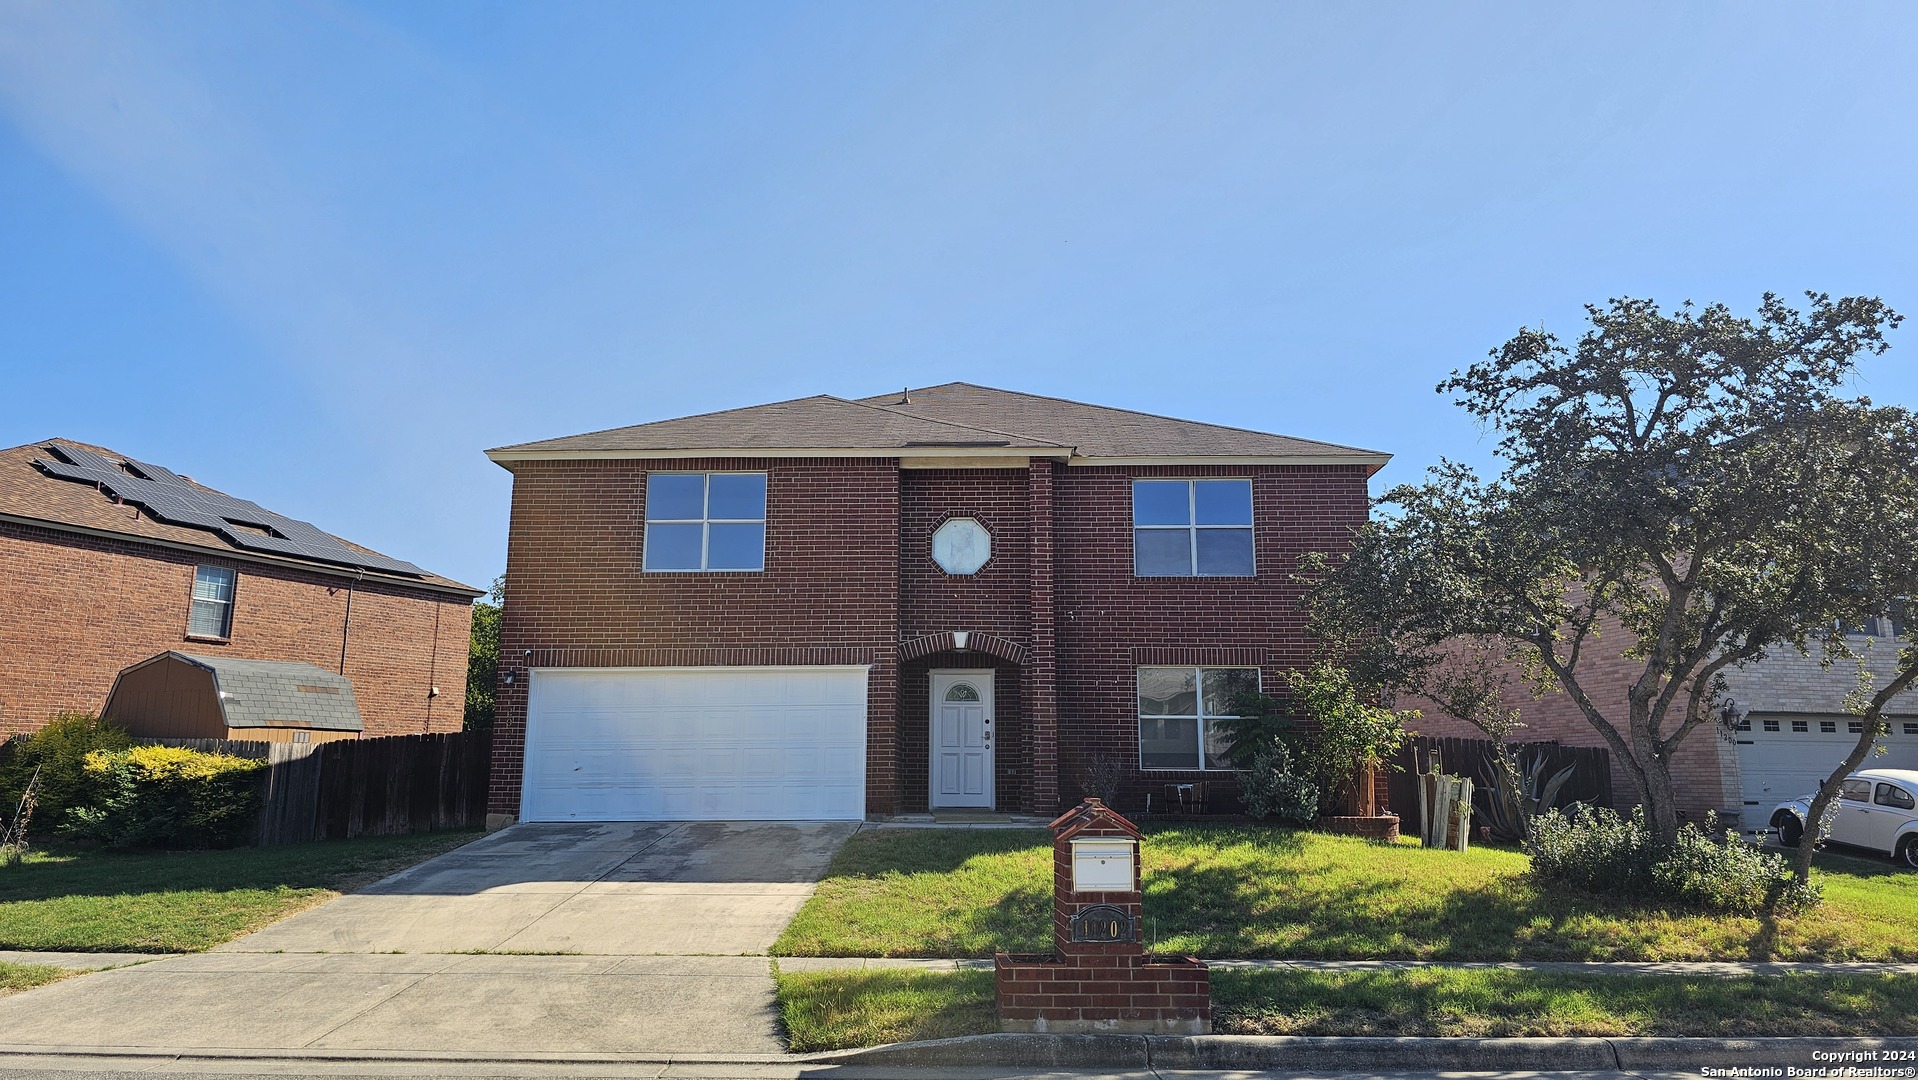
[1055,464,1371,811]
[0,521,474,738]
[488,454,1373,819]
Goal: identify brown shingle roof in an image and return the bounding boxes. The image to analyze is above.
[858,383,1388,461]
[489,395,1069,456]
[489,384,1388,469]
[0,439,479,595]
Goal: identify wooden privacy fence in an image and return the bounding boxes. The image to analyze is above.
[1385,734,1611,838]
[143,732,489,846]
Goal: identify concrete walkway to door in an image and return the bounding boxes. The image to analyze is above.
[0,821,858,1059]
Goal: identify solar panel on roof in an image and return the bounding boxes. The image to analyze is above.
[33,442,425,577]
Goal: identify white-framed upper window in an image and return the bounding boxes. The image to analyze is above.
[1137,666,1258,771]
[643,472,767,572]
[1132,479,1254,577]
[188,564,237,638]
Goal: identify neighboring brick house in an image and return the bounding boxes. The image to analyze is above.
[0,439,482,738]
[485,383,1387,824]
[1407,621,1918,828]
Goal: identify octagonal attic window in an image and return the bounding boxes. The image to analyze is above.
[932,518,990,575]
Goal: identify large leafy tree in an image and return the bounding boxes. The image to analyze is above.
[464,575,504,731]
[1308,294,1918,860]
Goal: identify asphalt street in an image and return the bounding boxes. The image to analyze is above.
[0,1064,1707,1080]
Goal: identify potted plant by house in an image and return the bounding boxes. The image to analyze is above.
[1289,662,1413,841]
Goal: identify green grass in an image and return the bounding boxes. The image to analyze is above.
[772,967,1918,1049]
[772,824,1918,961]
[0,830,479,953]
[1213,969,1918,1037]
[774,966,996,1052]
[0,961,70,995]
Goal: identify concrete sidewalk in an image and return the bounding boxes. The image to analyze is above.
[0,952,793,1056]
[18,950,1913,977]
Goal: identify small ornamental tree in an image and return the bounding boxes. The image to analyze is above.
[1306,293,1918,868]
[1215,689,1301,769]
[1287,662,1413,816]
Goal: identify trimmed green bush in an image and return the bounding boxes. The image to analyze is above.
[72,746,266,849]
[0,713,133,838]
[1236,743,1320,824]
[1530,805,1818,915]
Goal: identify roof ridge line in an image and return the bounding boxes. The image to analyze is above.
[885,382,1389,458]
[830,394,1071,449]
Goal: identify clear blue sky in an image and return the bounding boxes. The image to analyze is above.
[4,3,1915,594]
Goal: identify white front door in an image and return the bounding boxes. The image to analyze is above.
[930,670,994,809]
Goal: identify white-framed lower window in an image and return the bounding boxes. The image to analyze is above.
[643,472,768,571]
[188,564,236,638]
[1137,666,1258,770]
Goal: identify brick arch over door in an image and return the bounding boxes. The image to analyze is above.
[898,631,1029,667]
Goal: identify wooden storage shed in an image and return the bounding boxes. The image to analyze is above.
[102,652,363,744]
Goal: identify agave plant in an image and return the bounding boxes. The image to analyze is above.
[1476,747,1578,842]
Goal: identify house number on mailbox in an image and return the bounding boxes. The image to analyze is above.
[1069,904,1136,943]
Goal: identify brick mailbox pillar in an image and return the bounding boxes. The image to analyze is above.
[993,798,1210,1034]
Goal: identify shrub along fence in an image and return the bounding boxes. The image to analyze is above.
[140,732,489,846]
[1386,734,1611,839]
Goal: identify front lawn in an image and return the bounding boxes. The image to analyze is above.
[772,824,1918,961]
[772,967,1918,1049]
[0,830,479,952]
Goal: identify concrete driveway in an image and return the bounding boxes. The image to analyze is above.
[0,821,858,1058]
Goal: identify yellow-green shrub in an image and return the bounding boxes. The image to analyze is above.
[0,713,134,837]
[74,746,266,848]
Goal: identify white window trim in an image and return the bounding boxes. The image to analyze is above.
[188,564,237,639]
[1136,665,1259,772]
[1131,479,1256,578]
[642,471,768,573]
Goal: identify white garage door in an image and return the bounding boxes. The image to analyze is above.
[1738,714,1918,811]
[522,666,869,822]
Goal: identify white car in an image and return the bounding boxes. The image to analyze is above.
[1770,767,1918,868]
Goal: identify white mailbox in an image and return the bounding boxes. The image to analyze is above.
[1070,838,1137,892]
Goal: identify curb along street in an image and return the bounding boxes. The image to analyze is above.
[2,1034,1911,1072]
[817,1032,1918,1071]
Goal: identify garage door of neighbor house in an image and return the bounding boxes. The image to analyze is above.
[1738,714,1918,812]
[521,666,869,822]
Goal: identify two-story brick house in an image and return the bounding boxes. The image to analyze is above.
[0,439,482,737]
[484,384,1387,824]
